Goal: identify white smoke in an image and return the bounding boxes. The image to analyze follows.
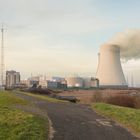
[108,29,140,60]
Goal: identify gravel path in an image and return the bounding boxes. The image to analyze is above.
[14,92,140,140]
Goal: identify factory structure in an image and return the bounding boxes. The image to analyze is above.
[96,44,128,88]
[20,76,99,89]
[66,77,99,88]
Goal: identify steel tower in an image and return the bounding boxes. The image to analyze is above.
[0,24,4,89]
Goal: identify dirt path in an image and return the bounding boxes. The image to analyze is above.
[14,92,139,140]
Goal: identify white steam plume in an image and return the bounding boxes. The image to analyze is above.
[108,29,140,60]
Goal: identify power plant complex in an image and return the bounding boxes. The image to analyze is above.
[0,25,129,89]
[4,43,129,89]
[96,44,128,88]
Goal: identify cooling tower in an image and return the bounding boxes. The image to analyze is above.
[96,44,127,88]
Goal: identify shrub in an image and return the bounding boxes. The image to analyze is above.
[134,97,140,109]
[106,95,135,108]
[92,91,104,102]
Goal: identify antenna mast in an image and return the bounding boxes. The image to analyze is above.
[1,24,4,88]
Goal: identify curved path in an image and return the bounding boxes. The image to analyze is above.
[15,93,139,140]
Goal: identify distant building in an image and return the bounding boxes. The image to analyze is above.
[65,77,99,88]
[27,76,39,87]
[83,77,99,88]
[46,77,67,89]
[65,77,84,88]
[20,80,28,88]
[47,81,67,89]
[51,77,66,82]
[6,70,20,88]
[90,78,99,88]
[39,76,47,88]
[20,80,28,85]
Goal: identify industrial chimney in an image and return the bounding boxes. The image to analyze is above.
[96,44,128,88]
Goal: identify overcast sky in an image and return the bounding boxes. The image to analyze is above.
[0,0,140,85]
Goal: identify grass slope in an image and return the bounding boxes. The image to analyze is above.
[20,91,68,103]
[92,103,140,137]
[0,91,49,140]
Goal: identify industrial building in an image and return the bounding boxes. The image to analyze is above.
[26,76,67,89]
[25,75,99,89]
[66,77,99,88]
[6,70,20,88]
[96,44,128,88]
[39,76,47,88]
[66,77,84,88]
[47,81,67,89]
[83,77,99,88]
[27,76,40,87]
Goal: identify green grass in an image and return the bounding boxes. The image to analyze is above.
[20,92,68,103]
[92,103,140,136]
[0,91,49,140]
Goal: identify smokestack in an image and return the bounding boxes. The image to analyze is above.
[96,44,127,88]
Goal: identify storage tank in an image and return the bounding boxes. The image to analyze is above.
[83,77,99,88]
[96,44,127,88]
[66,77,83,88]
[83,78,91,88]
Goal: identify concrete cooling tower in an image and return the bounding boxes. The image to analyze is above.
[96,44,127,88]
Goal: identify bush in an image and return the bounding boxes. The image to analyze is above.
[91,90,140,109]
[92,91,104,102]
[134,97,140,109]
[106,95,135,108]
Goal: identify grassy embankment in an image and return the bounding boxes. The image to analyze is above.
[0,91,49,140]
[92,103,140,137]
[20,91,68,103]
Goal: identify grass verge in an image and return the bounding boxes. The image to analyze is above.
[92,103,140,137]
[19,91,68,103]
[0,91,49,140]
